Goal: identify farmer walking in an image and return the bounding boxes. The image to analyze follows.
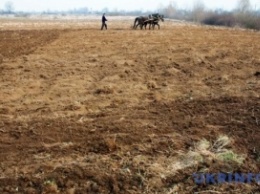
[101,13,108,30]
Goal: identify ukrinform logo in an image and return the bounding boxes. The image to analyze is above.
[193,173,260,184]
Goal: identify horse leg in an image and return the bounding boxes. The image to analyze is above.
[145,23,148,30]
[154,23,159,30]
[141,22,144,30]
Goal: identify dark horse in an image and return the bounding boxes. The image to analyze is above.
[133,13,164,30]
[133,16,149,29]
[144,14,164,30]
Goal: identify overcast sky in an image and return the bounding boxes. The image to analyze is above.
[0,0,260,12]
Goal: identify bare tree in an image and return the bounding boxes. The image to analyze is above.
[5,1,14,14]
[236,0,251,13]
[163,1,177,18]
[191,0,205,22]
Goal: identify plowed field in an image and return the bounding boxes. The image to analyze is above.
[0,17,259,194]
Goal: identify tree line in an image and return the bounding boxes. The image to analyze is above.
[160,0,260,30]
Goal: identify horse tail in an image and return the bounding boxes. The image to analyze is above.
[133,17,138,29]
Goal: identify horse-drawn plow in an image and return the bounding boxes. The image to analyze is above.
[133,13,164,29]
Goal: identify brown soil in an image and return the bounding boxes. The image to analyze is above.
[0,18,259,194]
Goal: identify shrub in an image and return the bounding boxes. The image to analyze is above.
[201,11,260,30]
[236,12,260,30]
[202,13,236,27]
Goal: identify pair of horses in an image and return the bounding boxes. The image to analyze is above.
[133,13,164,30]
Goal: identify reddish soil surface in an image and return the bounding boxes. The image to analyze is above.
[0,18,259,193]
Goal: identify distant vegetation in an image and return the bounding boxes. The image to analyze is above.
[159,0,260,30]
[0,0,260,30]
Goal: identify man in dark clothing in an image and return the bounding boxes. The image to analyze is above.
[101,13,107,30]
